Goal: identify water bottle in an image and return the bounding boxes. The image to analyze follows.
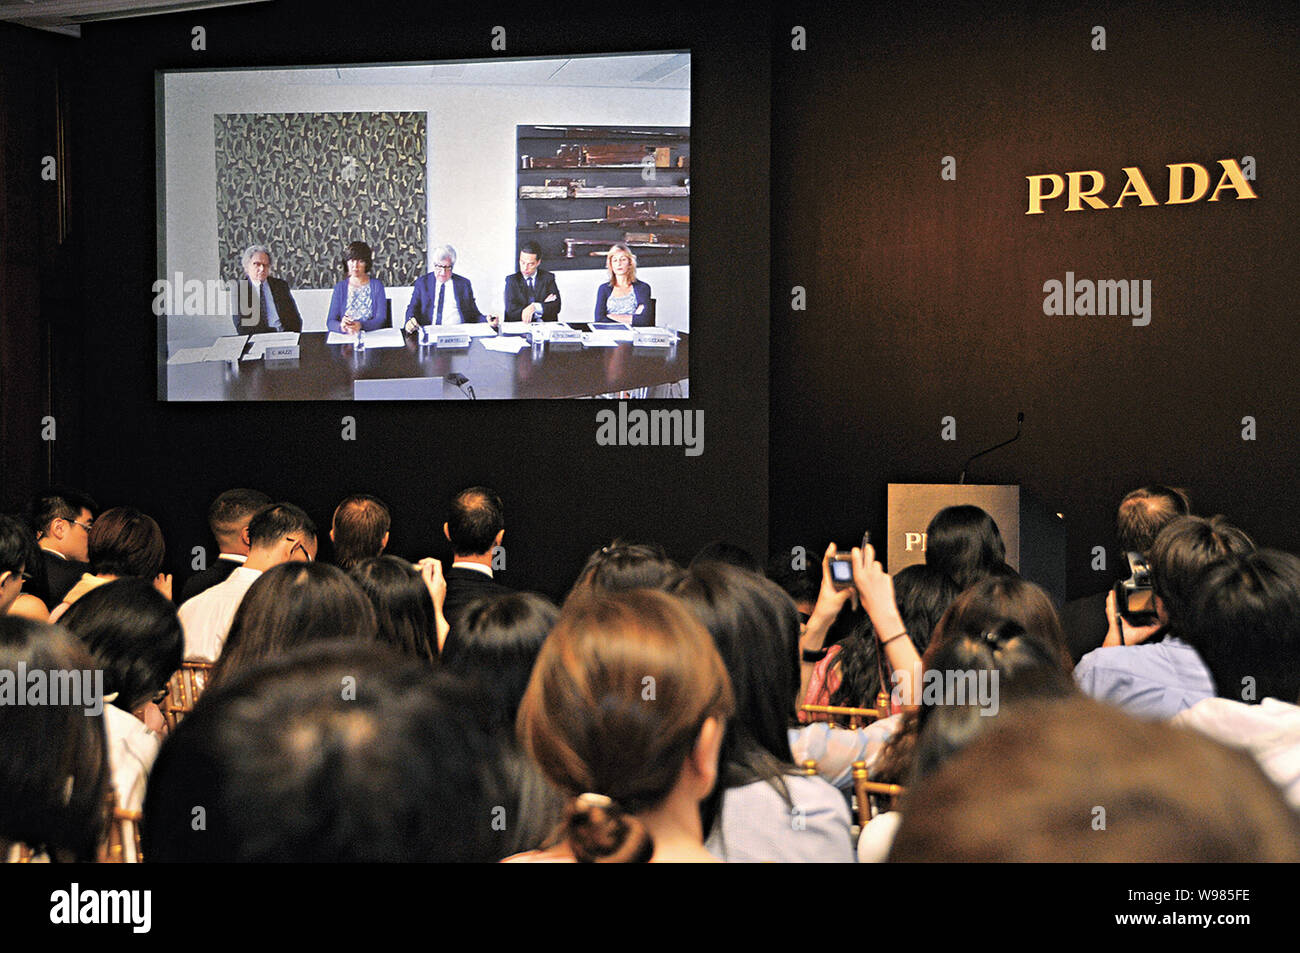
[356,328,365,351]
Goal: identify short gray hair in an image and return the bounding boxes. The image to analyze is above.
[432,244,457,267]
[241,244,272,269]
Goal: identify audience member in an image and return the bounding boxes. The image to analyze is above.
[180,488,271,602]
[923,505,1007,592]
[26,487,98,609]
[0,515,35,617]
[349,555,441,664]
[1172,550,1300,809]
[570,540,680,600]
[210,562,377,688]
[890,697,1300,862]
[690,540,762,573]
[178,503,316,661]
[441,487,511,643]
[330,494,391,571]
[0,618,111,863]
[669,563,856,862]
[60,579,183,811]
[1074,515,1254,720]
[50,506,169,621]
[144,641,514,862]
[511,589,733,862]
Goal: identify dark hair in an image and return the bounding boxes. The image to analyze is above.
[828,563,961,709]
[0,618,110,862]
[1116,484,1191,555]
[208,488,271,540]
[765,549,820,607]
[344,240,373,271]
[442,591,557,729]
[144,641,514,862]
[59,579,183,711]
[88,506,165,579]
[349,556,437,665]
[519,240,542,258]
[1186,550,1300,705]
[517,589,733,863]
[212,562,377,687]
[246,502,317,550]
[331,495,391,571]
[0,513,28,574]
[31,487,98,535]
[1149,515,1255,634]
[447,486,504,557]
[925,505,1006,592]
[668,564,802,804]
[571,540,679,597]
[890,696,1300,862]
[690,540,762,573]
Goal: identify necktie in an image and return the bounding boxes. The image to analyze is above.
[527,276,535,297]
[436,282,445,325]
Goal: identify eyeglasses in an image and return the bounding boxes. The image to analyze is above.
[150,684,170,705]
[432,263,453,272]
[285,537,313,562]
[72,519,93,532]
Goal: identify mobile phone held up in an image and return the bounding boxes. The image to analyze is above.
[830,532,871,590]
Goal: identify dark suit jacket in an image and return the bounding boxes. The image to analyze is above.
[29,549,90,610]
[231,276,302,334]
[441,565,513,650]
[504,269,562,322]
[406,273,485,326]
[179,555,243,604]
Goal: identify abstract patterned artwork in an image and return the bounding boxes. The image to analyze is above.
[214,111,427,288]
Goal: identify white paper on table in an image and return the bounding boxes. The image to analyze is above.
[326,331,358,345]
[168,347,214,365]
[581,332,621,348]
[354,328,406,348]
[481,335,530,354]
[250,332,300,344]
[495,321,540,335]
[592,327,635,342]
[422,322,500,338]
[203,336,249,361]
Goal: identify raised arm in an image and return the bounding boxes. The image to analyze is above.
[851,543,923,707]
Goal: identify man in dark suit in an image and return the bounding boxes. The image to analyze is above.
[441,486,511,647]
[503,240,562,323]
[26,488,98,610]
[403,243,497,331]
[179,488,272,603]
[232,244,302,334]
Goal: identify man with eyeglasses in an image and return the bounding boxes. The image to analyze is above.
[178,503,317,663]
[403,243,498,333]
[27,488,98,610]
[0,514,34,616]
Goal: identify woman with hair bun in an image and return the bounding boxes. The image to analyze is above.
[509,589,734,863]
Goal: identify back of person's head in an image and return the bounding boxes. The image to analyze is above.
[246,502,317,552]
[571,540,680,598]
[765,549,820,613]
[669,563,801,768]
[88,506,165,579]
[690,540,762,573]
[446,486,504,557]
[145,641,513,861]
[1186,549,1300,705]
[909,622,1078,785]
[207,488,271,548]
[889,697,1300,861]
[0,512,28,576]
[349,555,436,665]
[441,591,557,728]
[931,575,1072,673]
[30,487,98,536]
[1149,515,1255,634]
[924,505,1006,592]
[213,562,377,686]
[0,618,110,861]
[1116,483,1191,555]
[59,579,183,712]
[331,495,391,571]
[517,589,734,862]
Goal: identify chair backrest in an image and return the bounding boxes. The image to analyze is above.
[101,804,144,864]
[160,660,216,731]
[800,703,885,730]
[851,760,906,828]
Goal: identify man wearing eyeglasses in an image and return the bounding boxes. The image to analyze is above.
[27,488,98,610]
[0,514,34,616]
[178,503,317,663]
[403,243,498,333]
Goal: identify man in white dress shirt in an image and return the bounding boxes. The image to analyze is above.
[178,503,317,662]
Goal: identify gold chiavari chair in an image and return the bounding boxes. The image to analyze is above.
[160,660,216,731]
[851,760,905,829]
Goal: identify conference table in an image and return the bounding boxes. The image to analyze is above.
[160,326,689,400]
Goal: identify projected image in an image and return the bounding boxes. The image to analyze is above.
[156,52,690,401]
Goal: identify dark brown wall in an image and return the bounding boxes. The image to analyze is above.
[770,2,1299,596]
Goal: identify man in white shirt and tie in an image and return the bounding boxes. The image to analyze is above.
[503,240,562,323]
[404,243,497,332]
[232,243,302,334]
[178,502,317,662]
